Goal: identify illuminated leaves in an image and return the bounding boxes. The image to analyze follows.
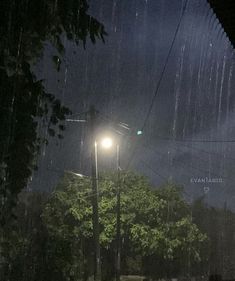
[42,172,206,262]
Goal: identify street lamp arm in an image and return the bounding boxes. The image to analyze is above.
[66,118,87,123]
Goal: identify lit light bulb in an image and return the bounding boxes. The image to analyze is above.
[101,137,113,149]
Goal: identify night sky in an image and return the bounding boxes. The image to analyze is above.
[31,0,235,210]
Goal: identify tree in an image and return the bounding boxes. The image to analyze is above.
[192,198,235,279]
[42,172,207,280]
[4,176,235,281]
[0,191,49,281]
[0,0,107,224]
[0,190,86,281]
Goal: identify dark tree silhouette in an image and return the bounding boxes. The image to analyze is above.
[0,0,106,225]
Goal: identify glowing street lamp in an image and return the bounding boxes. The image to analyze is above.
[101,137,113,149]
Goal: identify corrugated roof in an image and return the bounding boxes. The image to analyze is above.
[207,0,235,47]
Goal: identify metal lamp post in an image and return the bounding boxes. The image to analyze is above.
[91,140,101,281]
[100,137,121,281]
[89,106,101,281]
[66,106,129,281]
[66,105,102,281]
[115,144,121,281]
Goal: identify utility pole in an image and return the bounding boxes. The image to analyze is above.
[89,105,101,281]
[116,144,121,281]
[67,106,132,281]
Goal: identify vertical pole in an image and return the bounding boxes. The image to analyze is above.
[90,106,101,281]
[116,144,121,281]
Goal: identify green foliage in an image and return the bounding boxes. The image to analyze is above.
[0,0,106,225]
[42,172,207,279]
[2,178,235,280]
[192,198,235,278]
[0,191,89,281]
[0,192,47,281]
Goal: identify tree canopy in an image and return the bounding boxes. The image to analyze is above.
[42,172,206,280]
[0,0,106,224]
[2,172,235,280]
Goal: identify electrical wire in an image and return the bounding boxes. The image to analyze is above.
[155,135,235,143]
[126,0,189,169]
[139,158,169,182]
[141,141,231,181]
[134,141,232,194]
[160,139,235,163]
[142,142,214,177]
[141,0,189,132]
[155,140,235,170]
[139,158,190,188]
[125,133,231,182]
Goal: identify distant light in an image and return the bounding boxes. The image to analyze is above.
[137,130,143,136]
[101,137,113,149]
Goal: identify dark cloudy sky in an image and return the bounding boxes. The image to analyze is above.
[32,0,235,210]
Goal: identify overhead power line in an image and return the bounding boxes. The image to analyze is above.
[141,0,189,132]
[139,158,169,182]
[126,0,189,169]
[155,135,235,143]
[139,158,190,188]
[160,139,235,163]
[141,141,231,181]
